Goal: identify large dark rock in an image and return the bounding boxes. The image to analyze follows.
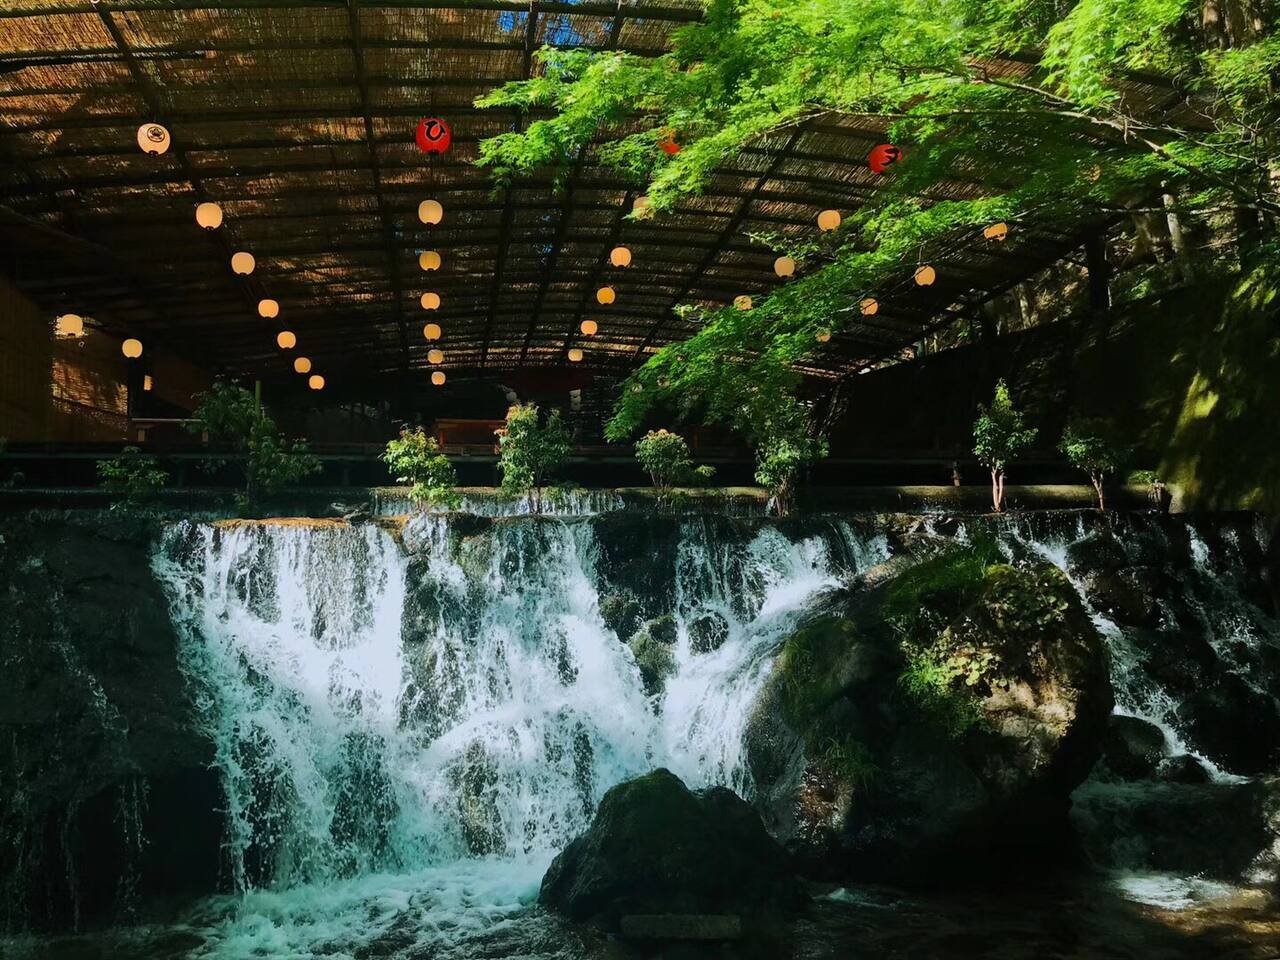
[539,769,798,931]
[744,544,1113,881]
[0,512,222,931]
[1100,715,1168,780]
[1175,670,1280,775]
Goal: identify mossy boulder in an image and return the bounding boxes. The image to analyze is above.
[540,769,798,931]
[689,610,730,654]
[744,543,1112,880]
[628,616,678,696]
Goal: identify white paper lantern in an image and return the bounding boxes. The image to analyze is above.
[423,322,442,341]
[568,348,583,362]
[136,123,170,156]
[817,209,841,232]
[418,199,444,225]
[596,286,616,305]
[258,298,279,319]
[309,374,325,390]
[420,292,441,311]
[774,256,796,278]
[276,330,296,349]
[55,313,84,338]
[294,356,312,374]
[419,250,441,271]
[231,251,255,275]
[734,295,753,310]
[610,246,632,267]
[431,371,446,386]
[579,319,598,336]
[914,265,937,286]
[428,348,444,364]
[195,202,223,230]
[860,297,879,316]
[121,338,143,359]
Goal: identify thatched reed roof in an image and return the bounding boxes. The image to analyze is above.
[0,1,1168,399]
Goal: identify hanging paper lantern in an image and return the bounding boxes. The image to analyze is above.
[231,251,255,275]
[815,329,832,343]
[914,265,937,286]
[258,298,279,319]
[136,123,170,156]
[610,246,632,268]
[860,297,879,316]
[983,222,1009,241]
[596,286,616,305]
[658,131,681,155]
[817,209,841,232]
[431,371,446,386]
[142,374,154,391]
[309,374,325,390]
[632,195,653,219]
[195,202,223,230]
[420,292,441,311]
[568,348,584,362]
[294,356,312,374]
[580,319,598,336]
[734,295,753,311]
[55,313,84,338]
[415,118,452,155]
[632,383,643,393]
[418,200,444,225]
[868,143,903,174]
[423,322,442,341]
[419,250,441,271]
[774,256,796,278]
[121,338,143,359]
[276,330,297,349]
[428,348,444,364]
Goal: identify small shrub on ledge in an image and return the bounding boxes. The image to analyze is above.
[382,426,460,511]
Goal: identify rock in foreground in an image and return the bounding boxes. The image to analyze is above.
[745,539,1113,881]
[539,769,798,932]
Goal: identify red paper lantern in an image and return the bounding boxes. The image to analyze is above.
[415,117,452,154]
[659,132,681,155]
[868,143,903,174]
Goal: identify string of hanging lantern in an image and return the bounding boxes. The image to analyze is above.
[133,118,327,392]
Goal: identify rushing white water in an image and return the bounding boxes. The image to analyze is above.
[151,513,882,956]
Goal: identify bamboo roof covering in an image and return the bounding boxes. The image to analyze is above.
[0,1,1154,400]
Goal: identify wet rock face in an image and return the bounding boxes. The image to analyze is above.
[744,543,1113,881]
[1070,515,1280,777]
[0,513,222,931]
[539,769,797,930]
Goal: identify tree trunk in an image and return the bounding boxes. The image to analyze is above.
[1162,190,1194,284]
[1092,472,1106,512]
[991,467,1003,513]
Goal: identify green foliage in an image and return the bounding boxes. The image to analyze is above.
[382,427,460,511]
[476,0,1279,453]
[817,736,879,793]
[973,380,1038,472]
[630,626,676,696]
[188,380,319,505]
[495,403,572,512]
[753,428,828,516]
[96,447,168,506]
[1060,417,1132,508]
[896,560,1081,738]
[899,655,988,740]
[634,429,716,492]
[881,538,1005,636]
[776,616,860,724]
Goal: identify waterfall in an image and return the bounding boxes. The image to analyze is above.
[150,513,882,954]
